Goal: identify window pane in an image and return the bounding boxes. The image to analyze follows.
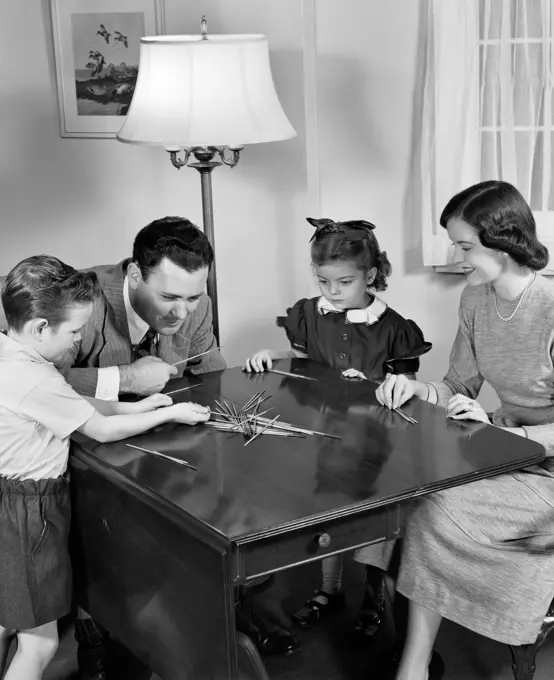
[480,44,545,127]
[481,132,544,210]
[480,0,545,40]
[512,43,545,126]
[480,45,500,127]
[517,131,543,210]
[481,131,500,178]
[550,134,554,210]
[512,0,545,38]
[480,0,502,40]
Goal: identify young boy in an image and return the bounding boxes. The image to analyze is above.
[0,255,210,680]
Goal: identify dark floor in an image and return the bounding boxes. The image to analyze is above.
[25,559,554,679]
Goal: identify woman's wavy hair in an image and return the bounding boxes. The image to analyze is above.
[308,218,392,291]
[440,180,548,271]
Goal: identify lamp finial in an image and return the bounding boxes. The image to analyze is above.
[200,16,208,40]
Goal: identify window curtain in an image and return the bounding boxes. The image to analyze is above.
[421,0,554,267]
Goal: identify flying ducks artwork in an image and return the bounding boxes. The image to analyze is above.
[71,12,144,116]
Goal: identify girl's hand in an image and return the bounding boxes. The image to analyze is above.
[244,350,273,373]
[341,368,367,381]
[171,401,211,425]
[134,393,173,412]
[446,395,490,424]
[376,374,414,409]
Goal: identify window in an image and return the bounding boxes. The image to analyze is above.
[480,0,553,213]
[420,0,554,268]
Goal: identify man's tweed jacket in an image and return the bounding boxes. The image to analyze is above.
[0,260,226,397]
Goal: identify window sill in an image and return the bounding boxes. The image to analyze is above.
[433,265,554,276]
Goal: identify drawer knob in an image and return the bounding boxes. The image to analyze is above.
[317,532,331,548]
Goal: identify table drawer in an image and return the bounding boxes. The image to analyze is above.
[232,503,404,583]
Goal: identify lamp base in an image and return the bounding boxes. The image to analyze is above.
[166,146,244,344]
[168,145,243,170]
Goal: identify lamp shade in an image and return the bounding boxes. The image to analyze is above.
[117,34,296,148]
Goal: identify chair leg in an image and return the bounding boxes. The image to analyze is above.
[509,642,540,680]
[508,617,554,680]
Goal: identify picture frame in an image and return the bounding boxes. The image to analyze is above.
[51,0,166,138]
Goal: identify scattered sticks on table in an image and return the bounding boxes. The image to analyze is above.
[173,346,222,367]
[392,407,417,425]
[206,390,339,446]
[125,443,198,471]
[265,368,318,381]
[165,384,198,396]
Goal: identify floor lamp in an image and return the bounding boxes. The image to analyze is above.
[116,17,296,343]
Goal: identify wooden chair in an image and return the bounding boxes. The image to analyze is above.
[508,598,554,680]
[237,632,271,680]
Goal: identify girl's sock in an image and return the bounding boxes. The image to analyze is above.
[365,564,386,607]
[320,554,343,594]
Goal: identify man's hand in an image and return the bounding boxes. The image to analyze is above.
[119,356,178,395]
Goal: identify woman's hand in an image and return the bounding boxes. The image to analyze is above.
[244,350,273,373]
[446,395,490,424]
[375,374,415,409]
[134,393,173,413]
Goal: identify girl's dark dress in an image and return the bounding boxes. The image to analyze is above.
[277,296,428,380]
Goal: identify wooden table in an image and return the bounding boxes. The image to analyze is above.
[69,360,545,680]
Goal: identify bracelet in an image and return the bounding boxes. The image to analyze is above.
[425,383,431,401]
[521,425,529,438]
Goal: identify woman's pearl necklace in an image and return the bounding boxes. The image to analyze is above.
[493,273,536,322]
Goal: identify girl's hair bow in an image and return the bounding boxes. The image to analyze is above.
[307,217,377,242]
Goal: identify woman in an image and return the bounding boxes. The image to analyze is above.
[377,180,554,680]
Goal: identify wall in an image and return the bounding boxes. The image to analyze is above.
[312,0,497,410]
[0,0,309,367]
[0,0,498,409]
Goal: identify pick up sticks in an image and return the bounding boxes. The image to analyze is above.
[206,390,339,446]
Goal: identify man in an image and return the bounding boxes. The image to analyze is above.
[0,216,298,680]
[58,216,224,397]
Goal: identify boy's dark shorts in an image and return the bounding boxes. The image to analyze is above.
[0,473,72,629]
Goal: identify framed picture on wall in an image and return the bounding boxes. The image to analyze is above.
[51,0,165,138]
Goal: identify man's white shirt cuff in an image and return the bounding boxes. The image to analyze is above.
[95,366,120,401]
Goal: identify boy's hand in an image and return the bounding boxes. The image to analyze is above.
[244,350,273,373]
[135,393,173,413]
[171,402,211,425]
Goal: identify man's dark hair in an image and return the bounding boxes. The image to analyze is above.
[132,216,214,279]
[2,255,100,332]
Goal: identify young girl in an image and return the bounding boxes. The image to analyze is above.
[0,255,210,680]
[245,218,431,637]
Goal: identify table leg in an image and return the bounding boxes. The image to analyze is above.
[70,458,239,680]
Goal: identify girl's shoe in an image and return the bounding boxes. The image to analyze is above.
[353,565,386,640]
[292,589,346,628]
